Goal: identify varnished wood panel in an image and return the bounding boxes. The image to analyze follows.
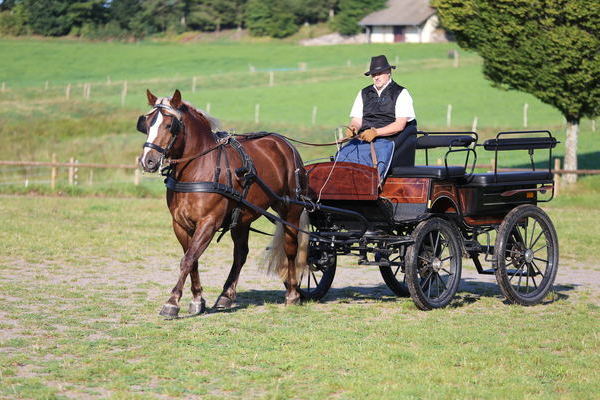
[306,161,378,200]
[381,177,429,204]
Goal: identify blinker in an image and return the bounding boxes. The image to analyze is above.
[137,115,147,134]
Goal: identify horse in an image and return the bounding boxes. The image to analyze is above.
[137,89,309,317]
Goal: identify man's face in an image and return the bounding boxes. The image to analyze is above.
[371,70,391,90]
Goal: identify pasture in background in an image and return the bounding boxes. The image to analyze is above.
[1,38,598,193]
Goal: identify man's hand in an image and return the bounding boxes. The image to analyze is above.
[359,128,378,142]
[344,126,357,138]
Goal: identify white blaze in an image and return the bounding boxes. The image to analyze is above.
[142,112,164,161]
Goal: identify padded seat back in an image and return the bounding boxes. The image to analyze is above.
[468,171,553,186]
[388,165,466,179]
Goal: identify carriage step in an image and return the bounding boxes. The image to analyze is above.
[479,268,496,275]
[358,258,390,267]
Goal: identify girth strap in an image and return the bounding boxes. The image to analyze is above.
[165,176,244,202]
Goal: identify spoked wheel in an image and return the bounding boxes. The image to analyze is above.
[494,205,559,306]
[379,246,410,297]
[298,245,336,301]
[405,218,462,310]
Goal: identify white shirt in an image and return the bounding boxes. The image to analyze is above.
[349,82,416,122]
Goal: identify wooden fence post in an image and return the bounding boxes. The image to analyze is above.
[50,153,57,189]
[206,103,211,114]
[269,71,274,87]
[68,157,74,185]
[134,157,141,185]
[592,120,596,132]
[523,103,529,128]
[472,116,478,132]
[312,106,317,125]
[121,81,127,107]
[1,82,5,92]
[554,158,561,197]
[192,76,197,93]
[255,104,260,124]
[65,84,71,100]
[446,104,452,127]
[45,81,49,91]
[453,50,459,68]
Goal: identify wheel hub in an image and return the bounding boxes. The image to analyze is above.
[431,257,442,271]
[524,248,534,263]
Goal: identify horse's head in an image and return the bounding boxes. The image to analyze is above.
[138,89,185,172]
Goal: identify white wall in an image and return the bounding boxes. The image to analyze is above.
[370,26,394,43]
[366,14,440,43]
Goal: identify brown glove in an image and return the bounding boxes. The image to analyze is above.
[359,128,378,143]
[344,126,357,138]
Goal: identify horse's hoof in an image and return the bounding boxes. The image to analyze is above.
[159,304,180,318]
[214,295,234,310]
[188,299,206,315]
[285,295,302,306]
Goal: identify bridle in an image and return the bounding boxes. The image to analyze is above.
[137,103,184,156]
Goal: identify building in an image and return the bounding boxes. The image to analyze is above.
[360,0,440,43]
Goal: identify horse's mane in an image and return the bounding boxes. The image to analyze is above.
[181,101,220,131]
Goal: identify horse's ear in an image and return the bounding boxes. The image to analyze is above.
[171,89,182,109]
[146,89,157,106]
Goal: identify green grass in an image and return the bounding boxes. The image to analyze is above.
[1,38,598,185]
[0,196,598,399]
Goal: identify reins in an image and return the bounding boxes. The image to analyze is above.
[165,130,356,165]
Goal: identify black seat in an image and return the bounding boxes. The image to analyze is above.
[388,165,466,179]
[468,171,553,186]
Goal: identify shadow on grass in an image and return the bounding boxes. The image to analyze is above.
[176,280,577,318]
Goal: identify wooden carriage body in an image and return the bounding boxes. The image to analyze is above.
[300,131,559,311]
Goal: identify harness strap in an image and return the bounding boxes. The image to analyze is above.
[165,176,243,201]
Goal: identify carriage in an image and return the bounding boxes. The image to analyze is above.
[299,130,559,310]
[138,91,560,315]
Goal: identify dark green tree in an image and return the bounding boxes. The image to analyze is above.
[332,0,384,36]
[186,0,246,31]
[245,0,298,38]
[433,0,600,183]
[22,0,72,36]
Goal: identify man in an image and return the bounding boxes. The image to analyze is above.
[347,55,417,167]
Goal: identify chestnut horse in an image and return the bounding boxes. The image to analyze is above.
[138,89,309,317]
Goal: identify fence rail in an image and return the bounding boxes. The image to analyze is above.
[1,158,599,195]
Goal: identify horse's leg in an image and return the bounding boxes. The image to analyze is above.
[171,222,205,315]
[282,205,305,305]
[214,224,250,310]
[160,218,218,318]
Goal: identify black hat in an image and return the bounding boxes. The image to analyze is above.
[364,55,396,76]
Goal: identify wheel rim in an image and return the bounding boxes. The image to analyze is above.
[416,229,457,302]
[504,215,555,298]
[300,263,328,296]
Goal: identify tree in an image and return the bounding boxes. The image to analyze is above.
[245,0,298,38]
[433,0,600,183]
[22,0,72,36]
[186,0,246,32]
[332,0,384,36]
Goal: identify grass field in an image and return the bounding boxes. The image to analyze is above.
[0,196,598,399]
[0,37,599,399]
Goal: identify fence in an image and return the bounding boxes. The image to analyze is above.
[1,157,599,197]
[0,156,141,188]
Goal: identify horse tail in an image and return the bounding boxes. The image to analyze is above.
[265,209,310,282]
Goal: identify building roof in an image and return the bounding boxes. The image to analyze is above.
[360,0,435,26]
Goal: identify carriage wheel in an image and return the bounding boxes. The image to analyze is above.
[298,247,336,301]
[379,247,410,297]
[494,205,559,306]
[405,218,462,310]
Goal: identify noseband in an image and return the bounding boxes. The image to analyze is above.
[138,103,184,156]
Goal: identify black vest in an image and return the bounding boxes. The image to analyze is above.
[361,80,404,130]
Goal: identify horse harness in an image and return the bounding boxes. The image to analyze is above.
[161,130,309,240]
